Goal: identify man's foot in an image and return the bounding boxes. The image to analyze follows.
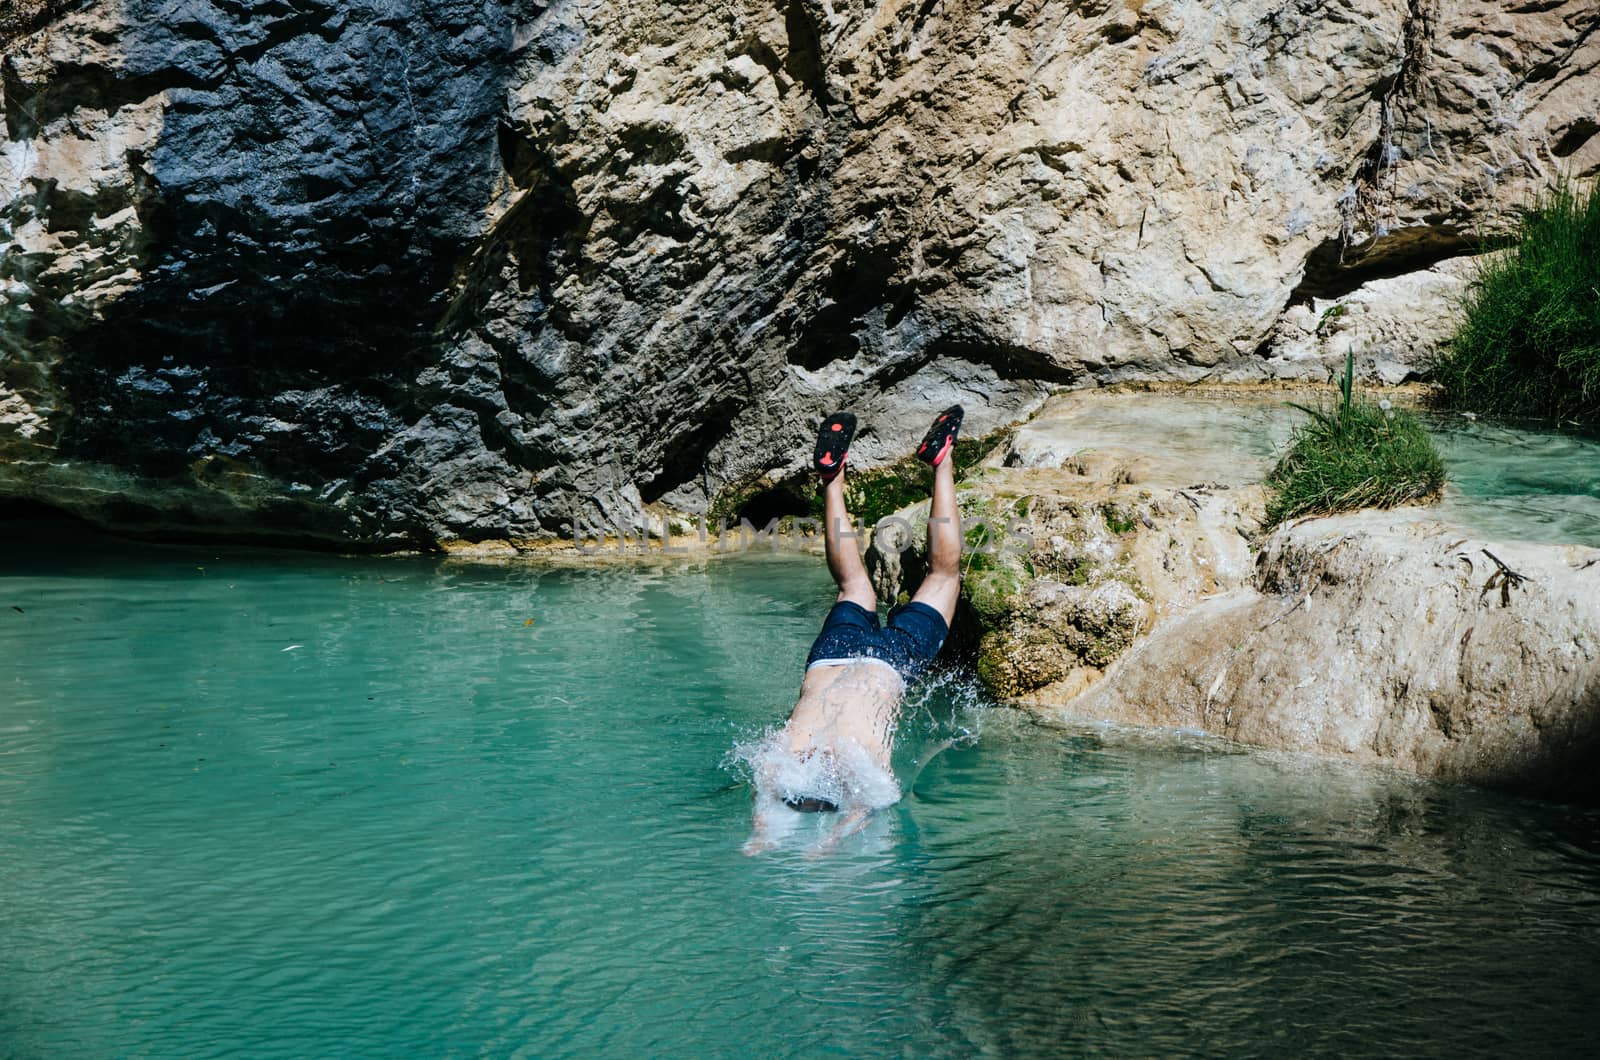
[915,405,964,466]
[814,412,857,484]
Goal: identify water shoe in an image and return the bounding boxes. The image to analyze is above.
[814,412,857,484]
[915,405,964,466]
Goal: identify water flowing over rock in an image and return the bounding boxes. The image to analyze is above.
[2,0,1597,544]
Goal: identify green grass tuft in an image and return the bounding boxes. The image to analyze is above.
[1265,356,1445,529]
[1436,178,1600,424]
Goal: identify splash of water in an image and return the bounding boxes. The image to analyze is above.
[729,729,902,813]
[727,665,994,821]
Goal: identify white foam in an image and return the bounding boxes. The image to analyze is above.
[733,729,902,812]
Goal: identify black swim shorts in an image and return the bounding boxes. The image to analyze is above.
[805,599,949,684]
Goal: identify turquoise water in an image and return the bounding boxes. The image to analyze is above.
[4,523,1600,1056]
[1429,416,1600,548]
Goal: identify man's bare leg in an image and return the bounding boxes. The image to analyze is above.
[912,454,961,626]
[823,472,877,611]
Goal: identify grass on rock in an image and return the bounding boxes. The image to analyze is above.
[1436,178,1600,424]
[1265,355,1445,529]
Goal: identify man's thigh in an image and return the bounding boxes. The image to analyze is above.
[908,571,959,629]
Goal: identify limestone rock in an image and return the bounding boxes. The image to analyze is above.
[1056,512,1600,799]
[2,0,1596,545]
[890,387,1600,799]
[1248,255,1482,385]
[978,577,1146,698]
[2,0,523,544]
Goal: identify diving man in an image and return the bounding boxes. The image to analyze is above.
[745,406,964,853]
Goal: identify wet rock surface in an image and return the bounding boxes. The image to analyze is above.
[2,0,1598,545]
[2,0,522,544]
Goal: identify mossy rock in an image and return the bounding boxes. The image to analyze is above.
[847,466,930,529]
[1100,502,1139,535]
[707,474,823,528]
[976,628,1074,699]
[964,566,1024,623]
[846,427,1013,527]
[970,574,1146,698]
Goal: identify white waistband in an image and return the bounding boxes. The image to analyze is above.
[806,656,904,680]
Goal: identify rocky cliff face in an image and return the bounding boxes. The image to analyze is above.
[2,0,1596,546]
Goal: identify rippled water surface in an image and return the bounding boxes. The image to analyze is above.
[3,524,1600,1057]
[1429,416,1600,548]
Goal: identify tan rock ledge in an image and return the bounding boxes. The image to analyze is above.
[436,518,826,566]
[1053,512,1600,801]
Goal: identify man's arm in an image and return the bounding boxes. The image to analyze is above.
[743,758,784,856]
[744,804,779,856]
[806,805,871,857]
